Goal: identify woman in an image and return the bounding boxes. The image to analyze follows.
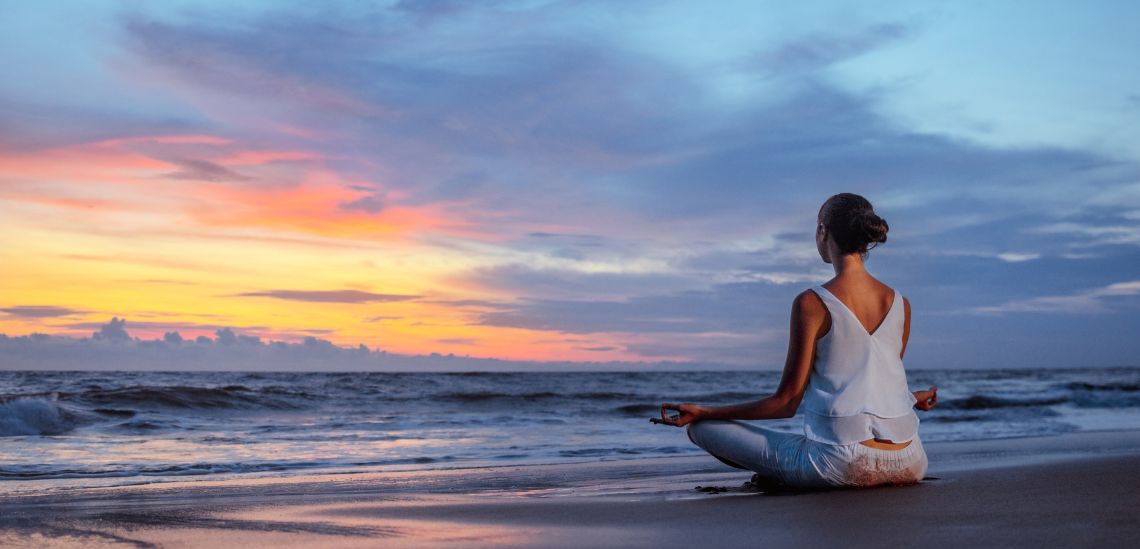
[659,193,939,489]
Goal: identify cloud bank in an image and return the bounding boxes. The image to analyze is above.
[0,318,710,372]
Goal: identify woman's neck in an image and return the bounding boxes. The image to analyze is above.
[831,253,868,277]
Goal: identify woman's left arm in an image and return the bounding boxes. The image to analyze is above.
[661,290,825,426]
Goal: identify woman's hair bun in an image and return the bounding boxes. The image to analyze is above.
[820,193,889,256]
[856,210,889,246]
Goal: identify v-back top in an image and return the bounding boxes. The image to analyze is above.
[800,285,920,445]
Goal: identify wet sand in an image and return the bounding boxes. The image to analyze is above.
[2,429,1139,548]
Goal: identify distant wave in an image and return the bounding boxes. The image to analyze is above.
[0,384,305,436]
[0,398,84,437]
[432,390,639,402]
[615,403,659,415]
[1064,381,1140,392]
[940,395,1070,410]
[432,390,760,403]
[436,390,556,401]
[69,385,303,410]
[942,383,1140,410]
[92,408,136,418]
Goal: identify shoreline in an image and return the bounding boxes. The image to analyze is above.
[3,429,1140,547]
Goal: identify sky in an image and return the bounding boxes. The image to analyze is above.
[2,0,1139,370]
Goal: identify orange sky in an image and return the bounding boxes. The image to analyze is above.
[0,134,653,362]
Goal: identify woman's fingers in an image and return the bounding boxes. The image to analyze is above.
[661,403,695,427]
[923,387,938,409]
[914,389,938,410]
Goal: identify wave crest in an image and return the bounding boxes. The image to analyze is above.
[940,395,1069,410]
[72,385,300,410]
[0,398,81,437]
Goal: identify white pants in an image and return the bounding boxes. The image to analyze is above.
[686,419,928,488]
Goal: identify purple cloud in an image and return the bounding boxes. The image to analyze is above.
[339,194,385,214]
[233,289,421,303]
[435,337,477,345]
[161,157,252,182]
[0,306,85,318]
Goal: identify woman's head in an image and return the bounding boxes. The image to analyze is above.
[816,193,889,262]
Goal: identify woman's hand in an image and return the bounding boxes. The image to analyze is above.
[659,402,706,427]
[913,386,938,411]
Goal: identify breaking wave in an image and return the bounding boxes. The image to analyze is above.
[0,398,84,437]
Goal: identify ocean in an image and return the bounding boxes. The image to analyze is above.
[2,367,1139,491]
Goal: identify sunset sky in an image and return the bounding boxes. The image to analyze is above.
[2,1,1139,369]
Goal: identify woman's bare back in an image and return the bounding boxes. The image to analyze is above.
[819,275,897,338]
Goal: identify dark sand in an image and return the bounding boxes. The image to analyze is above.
[3,429,1139,548]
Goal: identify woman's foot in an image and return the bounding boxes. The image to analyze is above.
[746,473,787,491]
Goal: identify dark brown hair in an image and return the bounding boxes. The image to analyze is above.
[819,193,889,256]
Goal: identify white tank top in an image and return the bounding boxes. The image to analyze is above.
[800,285,920,445]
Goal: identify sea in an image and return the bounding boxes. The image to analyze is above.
[2,367,1139,492]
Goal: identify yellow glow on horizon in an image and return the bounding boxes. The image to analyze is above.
[0,133,666,363]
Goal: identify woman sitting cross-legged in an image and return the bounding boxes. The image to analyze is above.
[659,193,939,489]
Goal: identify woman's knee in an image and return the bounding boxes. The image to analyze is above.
[685,420,718,447]
[685,419,720,440]
[685,422,699,444]
[685,419,739,447]
[686,421,752,471]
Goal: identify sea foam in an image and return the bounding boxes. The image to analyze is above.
[0,397,78,437]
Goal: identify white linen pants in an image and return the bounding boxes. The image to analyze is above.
[686,419,928,488]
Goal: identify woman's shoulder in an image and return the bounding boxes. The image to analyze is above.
[790,289,832,339]
[793,288,830,321]
[795,287,827,307]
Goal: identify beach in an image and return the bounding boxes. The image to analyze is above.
[4,1,1139,547]
[3,429,1139,548]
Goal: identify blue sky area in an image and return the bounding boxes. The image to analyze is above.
[1,1,1138,370]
